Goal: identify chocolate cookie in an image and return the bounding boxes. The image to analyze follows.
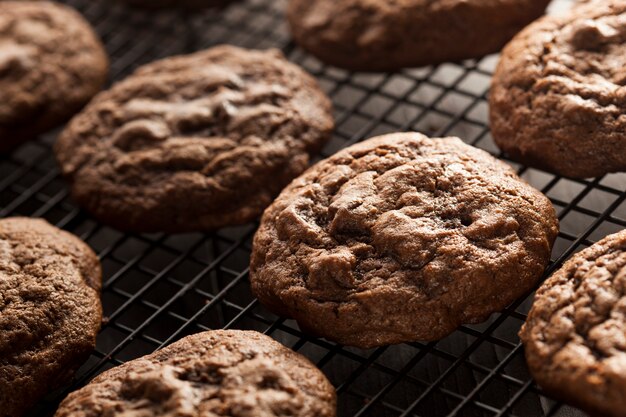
[490,0,626,178]
[0,1,108,151]
[520,230,626,417]
[54,330,336,417]
[287,0,551,71]
[55,45,333,233]
[250,133,558,348]
[0,217,102,417]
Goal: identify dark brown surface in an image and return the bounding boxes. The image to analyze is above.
[0,1,108,152]
[250,132,558,348]
[120,0,231,9]
[1,0,608,416]
[55,45,333,233]
[520,229,626,417]
[54,330,336,417]
[287,0,551,71]
[0,217,102,417]
[490,0,626,179]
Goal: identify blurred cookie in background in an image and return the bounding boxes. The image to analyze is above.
[0,1,108,151]
[287,0,551,71]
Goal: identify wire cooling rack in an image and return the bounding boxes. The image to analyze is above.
[4,0,623,415]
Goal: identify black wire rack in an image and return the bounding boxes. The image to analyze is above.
[5,0,623,416]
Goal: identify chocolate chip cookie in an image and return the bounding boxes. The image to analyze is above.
[55,45,333,233]
[0,217,102,417]
[54,330,336,417]
[250,132,558,348]
[520,230,626,417]
[490,0,626,178]
[287,0,551,71]
[0,1,108,152]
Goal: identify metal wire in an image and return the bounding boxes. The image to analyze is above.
[2,0,618,416]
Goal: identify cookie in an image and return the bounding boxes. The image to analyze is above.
[287,0,551,71]
[490,0,626,178]
[0,1,108,152]
[54,330,336,417]
[250,132,558,348]
[55,45,333,233]
[0,217,102,417]
[120,0,230,9]
[520,230,626,417]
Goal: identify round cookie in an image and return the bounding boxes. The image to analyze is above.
[490,0,626,178]
[520,230,626,417]
[0,217,102,417]
[55,45,333,233]
[54,330,336,417]
[250,133,558,348]
[0,1,108,151]
[287,0,551,71]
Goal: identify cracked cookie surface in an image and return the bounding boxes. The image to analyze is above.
[54,330,336,417]
[55,45,333,233]
[490,0,626,178]
[0,1,108,151]
[287,0,550,71]
[520,229,626,417]
[0,217,102,417]
[250,133,558,348]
